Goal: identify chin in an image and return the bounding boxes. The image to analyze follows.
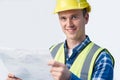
[67,36,76,40]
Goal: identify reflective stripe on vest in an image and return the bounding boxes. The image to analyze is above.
[50,42,63,58]
[80,43,100,80]
[50,42,113,80]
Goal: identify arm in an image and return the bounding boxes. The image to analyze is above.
[92,51,114,80]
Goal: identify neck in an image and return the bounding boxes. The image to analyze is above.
[67,36,86,49]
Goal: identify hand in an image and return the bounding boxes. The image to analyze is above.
[6,73,22,80]
[48,60,70,80]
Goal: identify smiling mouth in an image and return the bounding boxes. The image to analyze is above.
[66,28,76,33]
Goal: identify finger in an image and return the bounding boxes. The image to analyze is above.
[48,60,54,65]
[7,77,22,80]
[48,60,64,67]
[8,73,15,78]
[51,71,61,80]
[8,73,22,80]
[50,66,64,72]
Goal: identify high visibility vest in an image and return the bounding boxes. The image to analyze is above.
[50,42,114,80]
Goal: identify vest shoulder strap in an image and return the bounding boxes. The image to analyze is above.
[80,43,101,80]
[50,42,64,58]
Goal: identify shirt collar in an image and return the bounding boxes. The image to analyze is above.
[64,35,91,54]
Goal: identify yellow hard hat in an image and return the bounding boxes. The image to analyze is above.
[54,0,91,14]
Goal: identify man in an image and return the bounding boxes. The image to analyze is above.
[48,0,114,80]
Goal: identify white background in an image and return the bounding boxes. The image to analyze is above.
[0,0,119,79]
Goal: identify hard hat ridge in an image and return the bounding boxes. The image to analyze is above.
[54,0,91,14]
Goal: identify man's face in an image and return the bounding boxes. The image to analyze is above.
[58,9,89,41]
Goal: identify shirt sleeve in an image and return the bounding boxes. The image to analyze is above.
[69,72,81,80]
[92,50,114,80]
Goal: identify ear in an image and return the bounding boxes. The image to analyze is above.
[84,13,89,24]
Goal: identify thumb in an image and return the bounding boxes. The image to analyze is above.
[48,60,64,67]
[8,73,15,78]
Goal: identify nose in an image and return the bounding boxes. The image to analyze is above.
[66,19,74,27]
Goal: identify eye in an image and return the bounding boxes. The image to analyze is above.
[71,15,79,20]
[59,17,66,21]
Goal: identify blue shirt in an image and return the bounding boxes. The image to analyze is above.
[64,36,114,80]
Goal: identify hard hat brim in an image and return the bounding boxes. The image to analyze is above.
[54,6,91,14]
